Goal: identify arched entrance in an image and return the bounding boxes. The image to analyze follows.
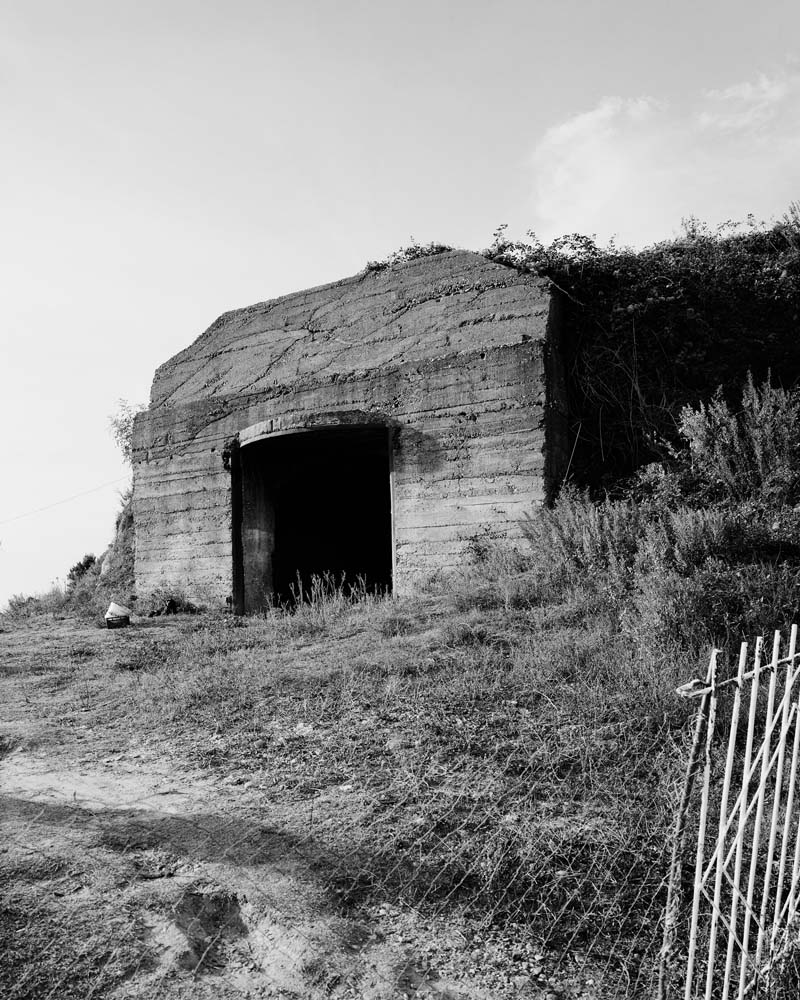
[232,425,393,612]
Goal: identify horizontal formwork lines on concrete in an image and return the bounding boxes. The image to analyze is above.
[137,563,231,582]
[394,458,545,488]
[401,410,542,429]
[397,526,530,552]
[398,502,537,524]
[397,359,542,394]
[136,540,231,556]
[394,476,541,501]
[133,475,229,502]
[134,504,230,522]
[397,423,542,452]
[136,511,229,527]
[136,497,230,517]
[149,326,543,398]
[411,446,544,466]
[136,562,231,594]
[134,494,228,516]
[135,530,232,552]
[137,401,544,468]
[395,492,539,513]
[397,435,546,462]
[399,395,542,419]
[155,328,542,407]
[136,565,231,580]
[136,534,231,553]
[397,543,529,567]
[393,399,542,430]
[226,338,539,401]
[166,270,545,350]
[136,529,232,549]
[138,447,229,464]
[136,444,230,464]
[395,511,536,544]
[222,379,542,430]
[135,456,228,475]
[139,361,545,461]
[223,309,543,367]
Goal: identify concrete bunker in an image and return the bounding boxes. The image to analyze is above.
[132,250,568,610]
[233,425,394,612]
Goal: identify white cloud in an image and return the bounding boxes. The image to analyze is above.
[529,69,800,247]
[698,72,793,131]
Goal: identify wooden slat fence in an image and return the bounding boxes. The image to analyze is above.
[659,626,800,999]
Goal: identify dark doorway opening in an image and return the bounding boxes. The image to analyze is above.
[234,426,393,612]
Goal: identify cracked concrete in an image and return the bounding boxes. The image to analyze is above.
[132,251,568,609]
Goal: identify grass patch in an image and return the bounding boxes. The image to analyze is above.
[0,889,148,1000]
[99,569,694,984]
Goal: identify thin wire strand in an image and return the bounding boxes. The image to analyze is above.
[0,477,131,525]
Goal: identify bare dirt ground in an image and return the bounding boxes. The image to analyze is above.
[1,617,566,1000]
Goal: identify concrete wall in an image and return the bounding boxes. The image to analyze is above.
[132,250,566,608]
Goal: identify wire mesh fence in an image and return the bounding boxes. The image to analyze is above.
[2,709,677,998]
[1,605,722,998]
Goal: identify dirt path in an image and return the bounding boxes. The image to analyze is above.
[3,742,486,999]
[0,619,491,999]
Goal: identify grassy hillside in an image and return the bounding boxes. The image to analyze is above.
[5,379,800,996]
[1,566,691,999]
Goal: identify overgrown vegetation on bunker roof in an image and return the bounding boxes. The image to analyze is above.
[490,212,800,489]
[365,209,800,490]
[490,210,800,488]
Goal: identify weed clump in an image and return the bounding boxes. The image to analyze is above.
[364,240,454,273]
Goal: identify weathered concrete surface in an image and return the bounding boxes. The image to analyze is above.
[133,250,566,608]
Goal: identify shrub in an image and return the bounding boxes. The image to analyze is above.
[520,387,800,651]
[677,374,800,504]
[109,400,146,465]
[96,489,135,596]
[444,536,541,611]
[485,218,800,489]
[521,487,650,598]
[2,587,67,620]
[66,554,97,590]
[628,556,800,650]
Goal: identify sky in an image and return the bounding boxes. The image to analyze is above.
[1,0,799,608]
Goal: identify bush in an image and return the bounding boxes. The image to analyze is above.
[677,374,800,504]
[626,556,800,650]
[96,489,135,596]
[485,218,800,489]
[66,554,97,590]
[442,536,542,611]
[109,401,146,465]
[2,587,68,620]
[521,487,648,597]
[520,374,800,650]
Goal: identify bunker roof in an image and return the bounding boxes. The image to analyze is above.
[149,250,552,410]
